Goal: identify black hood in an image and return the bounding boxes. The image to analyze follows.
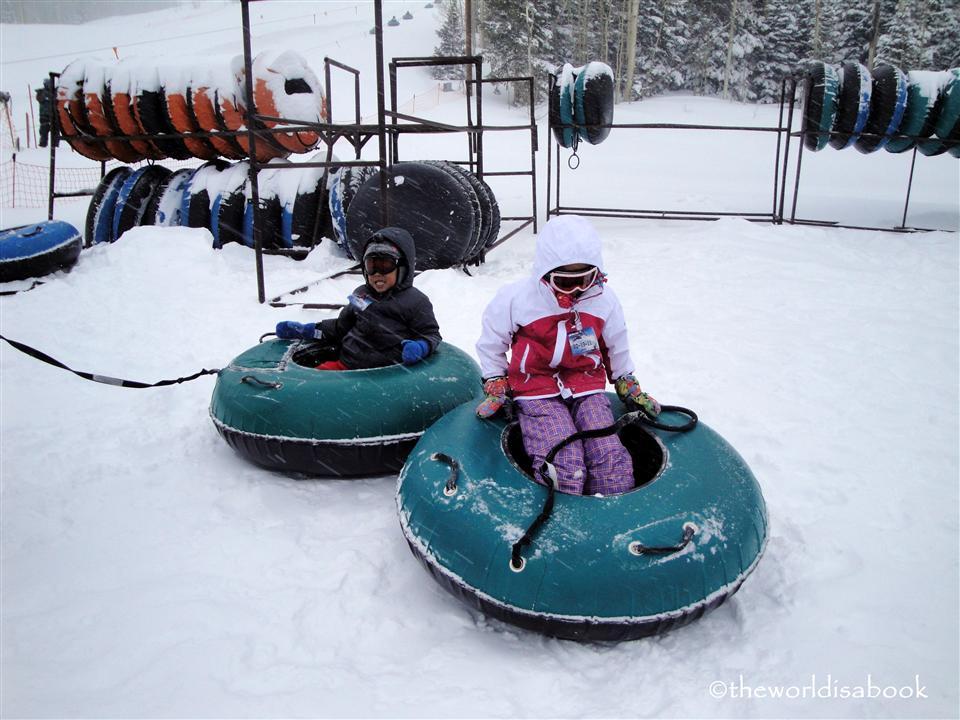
[362,226,416,291]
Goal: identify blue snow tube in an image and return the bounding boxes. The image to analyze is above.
[85,166,132,245]
[397,396,768,641]
[855,64,908,153]
[830,61,872,150]
[0,220,82,283]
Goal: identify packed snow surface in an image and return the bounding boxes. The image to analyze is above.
[1,1,958,718]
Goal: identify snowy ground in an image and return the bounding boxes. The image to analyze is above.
[2,2,959,718]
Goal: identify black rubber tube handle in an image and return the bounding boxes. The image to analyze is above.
[629,521,699,556]
[430,452,460,496]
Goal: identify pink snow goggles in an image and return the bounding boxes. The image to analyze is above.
[547,266,599,294]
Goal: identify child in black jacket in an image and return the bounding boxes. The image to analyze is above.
[275,227,441,370]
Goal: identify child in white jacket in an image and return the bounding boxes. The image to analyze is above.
[475,215,659,495]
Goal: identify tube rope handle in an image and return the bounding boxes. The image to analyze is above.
[629,521,699,556]
[430,452,460,496]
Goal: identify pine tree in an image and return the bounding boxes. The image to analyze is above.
[433,0,466,80]
[632,0,692,98]
[479,0,550,104]
[753,0,802,101]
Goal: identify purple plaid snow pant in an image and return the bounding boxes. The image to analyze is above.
[515,393,634,495]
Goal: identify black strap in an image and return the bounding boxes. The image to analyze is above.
[0,280,45,296]
[510,405,698,570]
[0,334,220,389]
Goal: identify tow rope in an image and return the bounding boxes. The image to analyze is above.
[0,334,220,389]
[510,404,698,570]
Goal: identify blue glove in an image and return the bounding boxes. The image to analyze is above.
[275,321,321,340]
[401,339,430,365]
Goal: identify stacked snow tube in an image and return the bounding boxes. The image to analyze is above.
[330,161,500,270]
[797,60,839,151]
[797,61,958,157]
[84,156,333,252]
[209,339,483,477]
[0,221,83,283]
[550,61,615,148]
[397,396,768,641]
[56,51,326,163]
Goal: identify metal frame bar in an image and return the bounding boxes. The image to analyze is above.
[546,73,786,224]
[779,74,956,233]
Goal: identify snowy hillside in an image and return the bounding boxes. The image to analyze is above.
[1,2,958,718]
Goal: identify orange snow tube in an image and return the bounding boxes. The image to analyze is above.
[82,63,145,163]
[56,60,112,161]
[162,66,219,161]
[249,50,325,153]
[190,83,246,160]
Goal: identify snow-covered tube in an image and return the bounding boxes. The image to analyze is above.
[797,61,838,151]
[82,62,145,163]
[397,396,768,641]
[574,61,614,145]
[85,166,132,245]
[107,60,165,160]
[248,49,326,154]
[549,63,577,149]
[886,71,951,154]
[141,167,194,227]
[56,59,113,161]
[0,221,83,283]
[855,64,908,154]
[830,61,872,150]
[921,68,960,158]
[133,65,194,161]
[209,339,483,477]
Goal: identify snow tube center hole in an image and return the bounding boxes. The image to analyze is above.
[284,78,312,95]
[501,421,665,493]
[291,341,342,368]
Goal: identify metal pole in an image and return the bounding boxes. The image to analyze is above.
[545,75,552,220]
[389,61,398,163]
[47,72,58,223]
[789,129,805,224]
[374,0,390,226]
[240,0,266,303]
[528,76,538,233]
[778,76,797,224]
[474,56,484,178]
[771,77,786,222]
[900,147,918,229]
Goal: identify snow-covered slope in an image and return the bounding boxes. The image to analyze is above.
[1,2,958,718]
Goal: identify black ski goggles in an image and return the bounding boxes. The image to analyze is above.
[364,256,400,275]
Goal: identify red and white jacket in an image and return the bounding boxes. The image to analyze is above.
[476,215,635,400]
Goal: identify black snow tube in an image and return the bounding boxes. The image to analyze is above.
[830,61,872,150]
[574,61,614,145]
[113,165,173,240]
[0,221,83,283]
[289,172,327,249]
[85,166,133,245]
[797,61,838,151]
[134,85,194,160]
[213,185,248,248]
[344,161,476,269]
[243,194,283,249]
[422,160,483,260]
[855,64,908,154]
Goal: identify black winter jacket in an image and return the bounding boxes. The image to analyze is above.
[318,227,441,369]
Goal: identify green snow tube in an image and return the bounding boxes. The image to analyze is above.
[797,61,839,151]
[920,68,960,158]
[885,70,950,154]
[210,339,482,477]
[397,395,768,642]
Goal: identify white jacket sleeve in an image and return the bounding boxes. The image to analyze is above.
[476,286,515,378]
[601,287,635,380]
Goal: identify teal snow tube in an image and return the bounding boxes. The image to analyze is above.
[920,68,960,157]
[797,61,839,151]
[397,396,768,641]
[885,70,950,154]
[210,339,482,477]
